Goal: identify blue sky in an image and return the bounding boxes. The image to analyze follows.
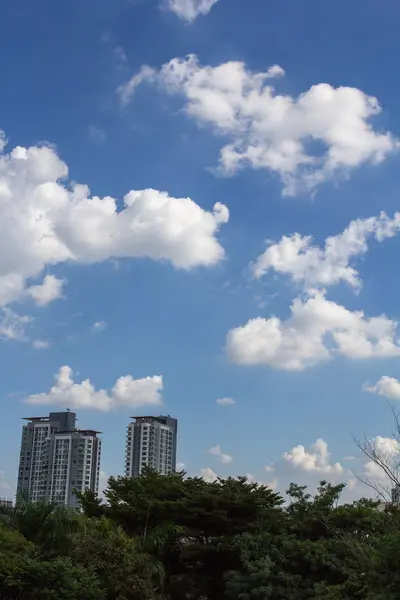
[1,0,400,498]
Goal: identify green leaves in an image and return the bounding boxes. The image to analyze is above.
[4,471,400,600]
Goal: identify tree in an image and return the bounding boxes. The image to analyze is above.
[224,481,400,600]
[0,496,83,558]
[6,468,400,599]
[71,516,160,600]
[79,469,283,600]
[354,404,400,502]
[0,523,104,600]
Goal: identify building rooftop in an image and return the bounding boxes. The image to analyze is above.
[130,415,175,421]
[57,429,102,435]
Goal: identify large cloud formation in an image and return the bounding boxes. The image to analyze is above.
[283,438,343,476]
[118,55,398,195]
[26,366,163,412]
[0,130,228,308]
[364,376,400,400]
[253,211,400,290]
[226,291,400,370]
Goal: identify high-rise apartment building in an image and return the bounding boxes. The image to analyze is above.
[125,415,177,477]
[17,411,101,508]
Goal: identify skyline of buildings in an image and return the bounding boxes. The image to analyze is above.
[12,411,178,508]
[4,412,400,509]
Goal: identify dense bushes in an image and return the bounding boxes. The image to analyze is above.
[1,471,399,599]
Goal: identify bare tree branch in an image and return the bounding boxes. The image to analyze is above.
[352,407,400,503]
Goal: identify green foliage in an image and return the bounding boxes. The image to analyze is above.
[3,471,400,599]
[80,469,283,599]
[0,523,104,599]
[71,516,160,599]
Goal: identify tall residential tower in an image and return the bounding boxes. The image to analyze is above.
[125,415,177,477]
[17,411,101,508]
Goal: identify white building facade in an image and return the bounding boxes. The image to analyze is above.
[125,415,177,477]
[17,412,101,508]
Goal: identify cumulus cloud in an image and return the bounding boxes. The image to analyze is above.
[176,462,186,470]
[199,436,397,502]
[262,438,362,501]
[237,440,346,497]
[0,134,228,310]
[216,397,236,406]
[208,444,233,464]
[283,438,344,475]
[25,366,163,411]
[364,376,400,400]
[27,275,65,306]
[361,436,400,479]
[227,291,400,371]
[196,436,390,502]
[253,211,400,289]
[165,0,219,22]
[199,467,218,482]
[120,54,398,195]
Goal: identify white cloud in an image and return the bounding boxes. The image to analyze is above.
[0,134,228,309]
[165,0,219,22]
[32,339,50,350]
[0,308,32,342]
[226,291,400,371]
[117,66,156,106]
[0,131,7,153]
[199,467,218,482]
[364,376,400,400]
[196,435,390,501]
[216,397,236,406]
[208,444,233,464]
[283,438,344,475]
[91,321,107,333]
[176,461,186,470]
[360,437,400,497]
[245,472,278,489]
[253,211,400,289]
[267,437,360,501]
[27,275,65,306]
[120,54,398,195]
[239,436,399,502]
[25,366,163,412]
